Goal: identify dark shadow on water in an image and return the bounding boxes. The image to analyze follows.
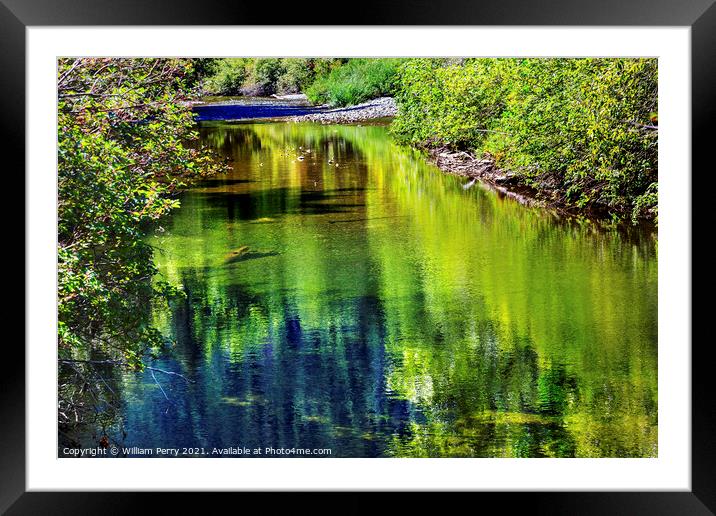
[192,178,257,188]
[195,189,366,221]
[329,215,405,224]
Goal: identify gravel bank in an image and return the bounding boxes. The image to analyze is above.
[290,97,397,124]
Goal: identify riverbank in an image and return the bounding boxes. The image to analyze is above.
[192,94,650,223]
[391,59,658,223]
[427,148,545,210]
[425,147,636,221]
[289,97,397,124]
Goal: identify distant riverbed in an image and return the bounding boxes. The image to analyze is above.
[192,95,326,122]
[192,95,397,123]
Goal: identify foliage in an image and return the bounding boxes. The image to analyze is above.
[203,58,250,95]
[304,58,403,106]
[276,58,318,94]
[241,58,285,96]
[203,58,346,96]
[57,58,226,369]
[187,58,220,83]
[391,58,658,221]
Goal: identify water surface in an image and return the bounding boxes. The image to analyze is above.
[193,96,325,121]
[121,121,657,457]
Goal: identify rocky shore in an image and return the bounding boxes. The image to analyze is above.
[290,97,397,124]
[427,148,624,220]
[427,148,546,209]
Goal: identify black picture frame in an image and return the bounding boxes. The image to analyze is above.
[5,0,713,513]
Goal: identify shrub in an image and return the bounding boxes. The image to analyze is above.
[276,58,315,93]
[392,58,658,221]
[241,58,285,96]
[391,58,511,148]
[203,58,250,95]
[204,58,351,97]
[312,58,346,80]
[57,58,226,365]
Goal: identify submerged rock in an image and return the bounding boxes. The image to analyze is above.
[223,246,250,264]
[224,246,279,265]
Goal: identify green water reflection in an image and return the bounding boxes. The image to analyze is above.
[133,121,657,457]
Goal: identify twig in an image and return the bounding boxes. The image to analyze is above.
[472,128,513,136]
[145,366,195,384]
[456,151,477,161]
[59,93,123,99]
[625,120,658,130]
[150,368,170,401]
[58,358,195,383]
[93,374,117,397]
[69,100,164,114]
[57,59,81,88]
[59,358,122,366]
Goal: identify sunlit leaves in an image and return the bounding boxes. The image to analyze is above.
[391,58,658,221]
[57,58,226,364]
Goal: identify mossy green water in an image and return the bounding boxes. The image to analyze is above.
[121,121,657,458]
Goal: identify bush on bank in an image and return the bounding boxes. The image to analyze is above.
[203,58,249,95]
[58,58,226,367]
[391,58,658,222]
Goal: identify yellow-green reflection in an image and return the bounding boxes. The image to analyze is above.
[127,121,656,458]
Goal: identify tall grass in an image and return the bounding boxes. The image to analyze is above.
[305,59,403,107]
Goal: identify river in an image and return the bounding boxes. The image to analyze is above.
[110,115,657,458]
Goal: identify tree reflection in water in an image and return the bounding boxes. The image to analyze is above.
[111,122,657,458]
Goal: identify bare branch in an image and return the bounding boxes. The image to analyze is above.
[58,358,195,383]
[150,368,170,401]
[145,366,195,384]
[57,59,82,88]
[625,120,658,130]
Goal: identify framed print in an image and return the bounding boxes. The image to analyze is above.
[5,0,714,512]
